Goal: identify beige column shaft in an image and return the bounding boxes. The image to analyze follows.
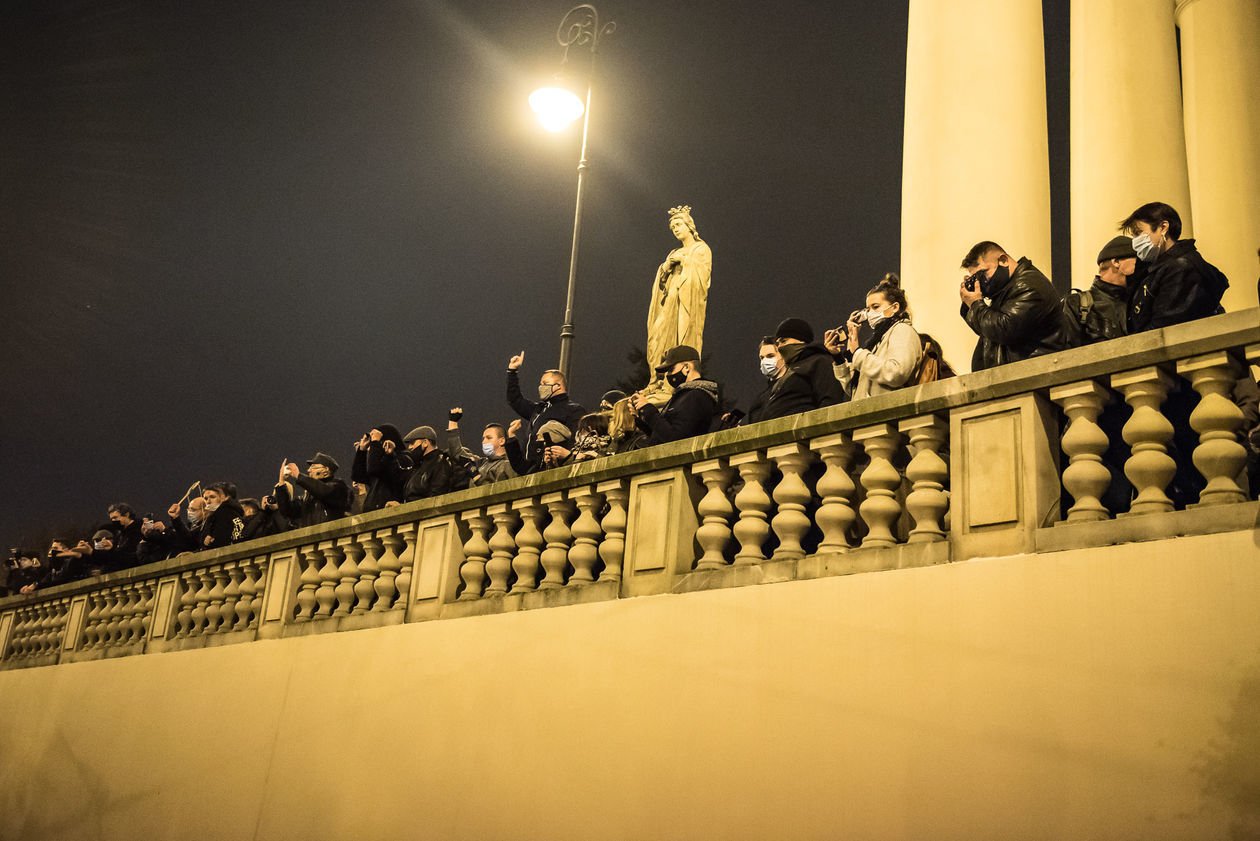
[1070,0,1192,286]
[1177,0,1260,312]
[902,0,1052,372]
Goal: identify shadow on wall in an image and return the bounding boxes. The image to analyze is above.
[1199,660,1260,841]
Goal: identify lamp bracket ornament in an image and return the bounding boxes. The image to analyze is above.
[556,4,616,63]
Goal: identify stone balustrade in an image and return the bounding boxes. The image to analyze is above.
[3,310,1258,669]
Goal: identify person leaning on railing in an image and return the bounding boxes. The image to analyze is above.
[825,274,922,400]
[958,242,1067,371]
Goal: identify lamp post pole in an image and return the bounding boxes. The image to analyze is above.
[549,5,615,384]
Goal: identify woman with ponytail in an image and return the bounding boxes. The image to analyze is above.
[825,273,922,400]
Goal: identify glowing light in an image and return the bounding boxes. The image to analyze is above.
[529,86,584,132]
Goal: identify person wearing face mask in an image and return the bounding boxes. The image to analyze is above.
[199,482,246,550]
[959,241,1068,370]
[505,350,586,463]
[743,318,847,421]
[351,424,412,512]
[274,452,351,529]
[1064,236,1141,346]
[167,495,208,554]
[446,411,518,486]
[629,345,720,446]
[826,275,922,400]
[396,426,457,504]
[76,530,135,575]
[1119,202,1229,333]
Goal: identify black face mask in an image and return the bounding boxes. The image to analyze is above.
[666,368,688,389]
[983,263,1009,296]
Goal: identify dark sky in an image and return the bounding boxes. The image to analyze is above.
[0,1,1068,551]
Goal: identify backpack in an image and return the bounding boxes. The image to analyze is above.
[913,333,957,384]
[1060,288,1094,349]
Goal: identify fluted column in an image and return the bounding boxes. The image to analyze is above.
[903,0,1052,370]
[1071,0,1192,279]
[1050,381,1114,521]
[1177,0,1260,313]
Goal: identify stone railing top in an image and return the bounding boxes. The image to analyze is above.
[3,307,1257,608]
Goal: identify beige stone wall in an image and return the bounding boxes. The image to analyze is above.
[3,528,1258,841]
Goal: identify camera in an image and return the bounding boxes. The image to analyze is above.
[964,270,985,293]
[263,495,276,505]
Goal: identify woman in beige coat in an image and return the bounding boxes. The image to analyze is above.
[825,274,922,400]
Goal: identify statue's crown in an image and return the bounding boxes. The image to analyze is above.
[668,205,691,218]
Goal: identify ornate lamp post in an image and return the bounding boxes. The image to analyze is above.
[529,4,615,383]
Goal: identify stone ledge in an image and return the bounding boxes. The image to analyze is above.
[1035,500,1260,554]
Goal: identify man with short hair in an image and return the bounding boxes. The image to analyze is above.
[107,503,143,557]
[447,409,517,486]
[959,241,1067,370]
[167,495,207,554]
[1118,201,1229,332]
[399,426,456,503]
[1065,236,1138,346]
[275,452,351,528]
[750,318,845,422]
[199,482,246,550]
[506,351,586,463]
[630,345,720,446]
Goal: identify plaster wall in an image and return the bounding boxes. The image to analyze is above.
[2,529,1259,841]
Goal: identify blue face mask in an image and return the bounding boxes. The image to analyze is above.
[482,441,496,457]
[759,357,779,377]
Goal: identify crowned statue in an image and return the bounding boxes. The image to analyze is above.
[642,205,713,402]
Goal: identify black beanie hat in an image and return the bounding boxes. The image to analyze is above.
[773,317,814,344]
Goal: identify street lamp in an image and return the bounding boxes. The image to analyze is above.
[530,4,615,383]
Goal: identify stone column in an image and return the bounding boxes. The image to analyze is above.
[902,0,1052,370]
[1177,0,1260,313]
[1071,0,1192,281]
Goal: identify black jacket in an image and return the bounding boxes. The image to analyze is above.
[403,447,456,502]
[637,379,720,446]
[962,257,1067,370]
[351,427,413,513]
[136,530,176,566]
[113,519,143,556]
[275,474,351,528]
[1127,239,1229,333]
[1065,277,1131,346]
[748,342,845,423]
[506,370,586,461]
[168,514,204,554]
[201,499,246,551]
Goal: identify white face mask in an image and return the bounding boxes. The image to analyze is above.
[538,383,556,401]
[1132,231,1162,263]
[482,441,496,457]
[759,357,779,377]
[94,539,109,550]
[865,304,893,328]
[205,500,221,513]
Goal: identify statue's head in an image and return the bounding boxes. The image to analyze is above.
[668,205,699,241]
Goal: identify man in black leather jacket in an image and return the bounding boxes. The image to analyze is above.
[959,240,1067,371]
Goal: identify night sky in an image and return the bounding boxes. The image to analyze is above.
[0,1,1069,551]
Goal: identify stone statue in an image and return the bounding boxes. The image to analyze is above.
[643,205,712,400]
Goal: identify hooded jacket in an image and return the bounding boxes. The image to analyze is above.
[749,342,846,423]
[962,257,1067,371]
[637,379,720,445]
[201,498,246,550]
[506,370,586,462]
[1127,238,1229,333]
[351,424,413,512]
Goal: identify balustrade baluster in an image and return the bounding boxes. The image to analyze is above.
[540,494,576,589]
[1176,352,1249,506]
[769,444,814,561]
[1049,382,1112,522]
[366,533,397,611]
[174,571,198,638]
[900,415,951,540]
[568,488,606,583]
[190,570,214,636]
[295,547,323,622]
[810,433,858,553]
[105,588,127,647]
[459,510,492,599]
[692,460,736,570]
[485,504,519,595]
[510,499,546,594]
[44,603,61,655]
[135,582,155,644]
[236,559,259,629]
[346,537,375,614]
[33,604,51,655]
[333,540,359,617]
[114,586,138,646]
[221,565,242,633]
[392,527,416,611]
[730,452,773,565]
[596,480,628,583]
[315,543,341,619]
[1112,367,1177,516]
[207,568,229,634]
[854,423,907,548]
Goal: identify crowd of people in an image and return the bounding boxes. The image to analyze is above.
[4,201,1258,598]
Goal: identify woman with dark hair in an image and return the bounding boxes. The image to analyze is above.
[825,273,922,400]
